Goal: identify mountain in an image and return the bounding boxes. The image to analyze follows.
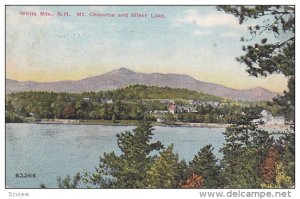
[6,68,278,101]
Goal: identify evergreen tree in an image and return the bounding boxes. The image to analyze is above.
[275,131,295,184]
[220,108,274,188]
[89,120,164,188]
[189,144,220,188]
[146,144,180,188]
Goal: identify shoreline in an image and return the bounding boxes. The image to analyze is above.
[6,118,291,129]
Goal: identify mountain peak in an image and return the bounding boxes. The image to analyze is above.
[112,67,135,74]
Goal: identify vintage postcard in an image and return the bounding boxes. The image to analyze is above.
[5,5,295,193]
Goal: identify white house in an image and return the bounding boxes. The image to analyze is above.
[252,110,285,125]
[101,98,114,104]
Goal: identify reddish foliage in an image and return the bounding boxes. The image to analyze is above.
[62,106,76,119]
[260,147,279,184]
[179,173,204,188]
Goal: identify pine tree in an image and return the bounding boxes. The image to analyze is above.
[189,144,220,188]
[88,120,164,188]
[220,108,274,188]
[146,144,180,188]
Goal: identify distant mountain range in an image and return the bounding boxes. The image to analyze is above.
[6,68,278,101]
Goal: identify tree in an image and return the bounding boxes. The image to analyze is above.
[220,108,274,188]
[62,105,76,119]
[146,144,180,188]
[275,130,295,184]
[261,162,293,188]
[189,144,220,188]
[260,147,279,184]
[88,120,164,188]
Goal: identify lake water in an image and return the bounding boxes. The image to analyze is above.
[5,123,281,188]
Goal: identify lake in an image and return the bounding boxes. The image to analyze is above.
[5,123,281,188]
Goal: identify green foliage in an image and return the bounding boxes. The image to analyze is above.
[6,85,283,125]
[75,121,190,189]
[146,144,181,188]
[218,5,295,188]
[189,144,220,188]
[92,120,164,188]
[114,85,222,101]
[5,111,23,123]
[273,162,293,188]
[57,172,81,188]
[220,107,274,188]
[276,131,295,184]
[5,85,227,122]
[50,114,293,189]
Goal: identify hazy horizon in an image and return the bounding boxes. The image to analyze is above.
[6,67,282,93]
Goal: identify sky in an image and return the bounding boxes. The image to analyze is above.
[6,6,289,93]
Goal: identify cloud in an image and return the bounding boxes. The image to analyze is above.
[177,9,244,31]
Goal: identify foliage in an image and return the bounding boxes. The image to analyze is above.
[275,131,295,183]
[46,114,294,189]
[220,107,274,188]
[189,144,220,188]
[114,85,222,101]
[179,173,204,188]
[5,111,23,123]
[261,162,293,188]
[146,144,181,188]
[218,6,295,188]
[87,120,164,188]
[57,173,81,188]
[5,85,227,122]
[259,147,278,184]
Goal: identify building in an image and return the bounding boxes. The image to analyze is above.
[177,106,191,113]
[206,101,220,107]
[252,110,285,125]
[168,104,178,114]
[101,98,114,104]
